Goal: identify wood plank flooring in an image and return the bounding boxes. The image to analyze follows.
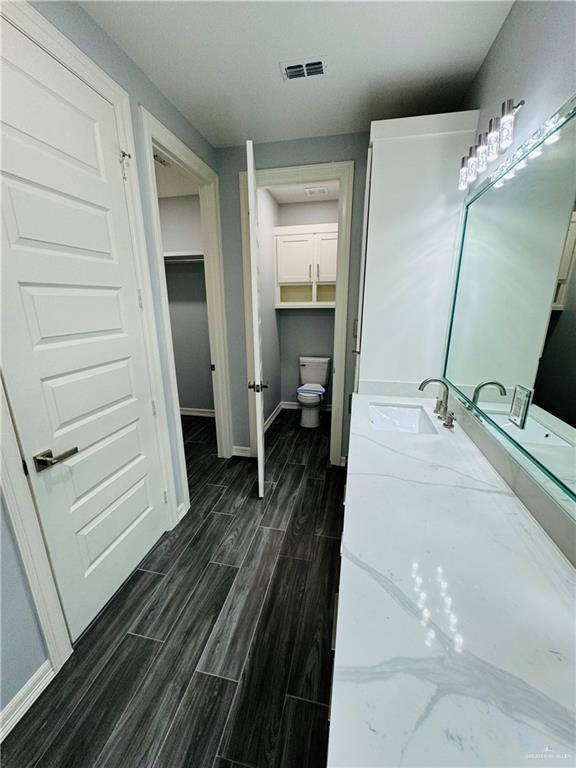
[2,410,344,768]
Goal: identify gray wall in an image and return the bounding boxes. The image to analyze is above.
[32,1,215,510]
[1,497,48,709]
[217,133,369,450]
[279,310,335,404]
[462,1,576,166]
[277,200,339,226]
[257,189,282,420]
[165,263,214,411]
[159,195,203,255]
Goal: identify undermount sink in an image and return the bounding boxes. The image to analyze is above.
[369,403,437,434]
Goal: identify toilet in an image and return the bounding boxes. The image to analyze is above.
[296,356,331,428]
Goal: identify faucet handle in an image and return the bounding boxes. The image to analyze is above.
[443,411,456,429]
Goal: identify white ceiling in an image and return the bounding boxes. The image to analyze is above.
[81,1,513,148]
[266,180,339,204]
[154,150,200,197]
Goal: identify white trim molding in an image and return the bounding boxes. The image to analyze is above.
[180,408,215,418]
[0,661,55,742]
[264,401,284,431]
[1,383,73,673]
[240,160,354,467]
[139,109,234,520]
[232,446,252,458]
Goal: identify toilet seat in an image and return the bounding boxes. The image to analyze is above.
[297,383,325,398]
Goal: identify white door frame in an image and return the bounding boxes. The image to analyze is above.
[140,109,233,513]
[240,161,354,466]
[0,0,180,728]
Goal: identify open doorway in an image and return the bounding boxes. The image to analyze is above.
[154,155,215,425]
[241,161,354,474]
[141,109,233,518]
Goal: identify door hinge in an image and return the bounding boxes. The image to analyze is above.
[151,399,157,416]
[348,394,353,414]
[352,318,358,338]
[137,289,143,310]
[163,490,168,504]
[22,458,29,476]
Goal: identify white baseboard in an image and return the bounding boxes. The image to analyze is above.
[180,408,215,417]
[281,400,332,411]
[232,445,252,457]
[264,401,283,431]
[176,502,189,521]
[1,660,54,741]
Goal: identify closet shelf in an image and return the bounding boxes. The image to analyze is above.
[164,250,204,263]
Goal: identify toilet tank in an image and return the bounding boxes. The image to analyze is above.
[299,356,331,386]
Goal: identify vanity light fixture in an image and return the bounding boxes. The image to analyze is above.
[458,157,469,191]
[487,117,501,163]
[456,97,526,190]
[466,145,478,183]
[500,99,525,151]
[476,133,488,173]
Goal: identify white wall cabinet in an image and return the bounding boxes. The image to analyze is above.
[276,234,315,283]
[274,223,338,307]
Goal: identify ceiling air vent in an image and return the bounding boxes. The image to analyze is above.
[280,57,327,81]
[305,186,329,198]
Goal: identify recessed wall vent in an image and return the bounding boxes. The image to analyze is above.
[304,186,329,198]
[280,57,327,81]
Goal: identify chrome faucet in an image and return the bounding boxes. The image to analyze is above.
[472,380,507,405]
[418,377,449,419]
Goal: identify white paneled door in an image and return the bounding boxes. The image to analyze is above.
[245,140,265,498]
[1,19,168,640]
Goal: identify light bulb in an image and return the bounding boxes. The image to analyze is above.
[476,133,488,173]
[499,99,515,151]
[487,117,500,162]
[494,179,504,189]
[458,157,468,191]
[466,146,478,183]
[544,132,560,145]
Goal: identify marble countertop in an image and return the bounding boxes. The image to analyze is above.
[328,395,575,767]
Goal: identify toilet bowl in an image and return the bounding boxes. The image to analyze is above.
[297,384,325,428]
[296,356,331,428]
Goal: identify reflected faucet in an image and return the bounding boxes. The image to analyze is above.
[418,377,449,419]
[472,380,507,405]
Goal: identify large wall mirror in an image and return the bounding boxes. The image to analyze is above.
[445,99,576,512]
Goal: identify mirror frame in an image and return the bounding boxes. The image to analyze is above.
[443,94,576,505]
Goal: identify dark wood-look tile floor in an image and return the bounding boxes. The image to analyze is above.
[2,410,344,768]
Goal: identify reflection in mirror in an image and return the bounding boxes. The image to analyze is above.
[445,109,576,504]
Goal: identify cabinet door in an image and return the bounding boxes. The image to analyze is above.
[315,232,338,282]
[276,235,314,283]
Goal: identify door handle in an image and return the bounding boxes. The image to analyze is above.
[33,447,79,473]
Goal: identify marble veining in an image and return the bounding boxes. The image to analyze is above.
[328,396,575,767]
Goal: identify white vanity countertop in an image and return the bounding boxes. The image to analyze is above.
[328,395,575,768]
